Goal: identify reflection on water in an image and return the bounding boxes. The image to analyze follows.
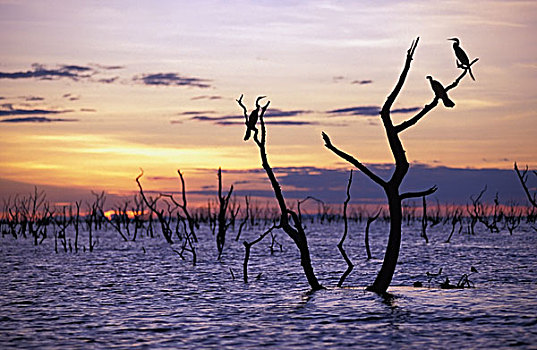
[0,223,536,349]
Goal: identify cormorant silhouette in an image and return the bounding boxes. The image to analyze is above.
[243,96,265,141]
[427,76,455,108]
[448,38,475,81]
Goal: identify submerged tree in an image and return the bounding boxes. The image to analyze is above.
[322,37,477,294]
[514,162,537,209]
[237,95,323,291]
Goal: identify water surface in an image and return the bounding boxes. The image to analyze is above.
[1,222,536,349]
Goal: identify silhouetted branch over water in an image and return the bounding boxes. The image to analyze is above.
[237,94,323,291]
[514,162,537,209]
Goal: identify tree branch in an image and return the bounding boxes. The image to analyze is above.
[394,56,478,134]
[236,94,248,123]
[400,185,438,200]
[381,37,419,115]
[322,132,386,188]
[514,162,537,208]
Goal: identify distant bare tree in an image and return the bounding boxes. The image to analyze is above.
[364,208,382,260]
[337,170,354,287]
[136,170,174,245]
[444,207,463,243]
[421,196,429,243]
[216,167,234,260]
[322,37,475,294]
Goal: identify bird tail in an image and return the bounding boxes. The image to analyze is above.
[468,66,475,81]
[243,128,251,141]
[442,96,455,108]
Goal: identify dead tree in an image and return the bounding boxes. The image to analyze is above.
[73,201,80,253]
[467,186,500,233]
[503,201,522,235]
[365,208,381,260]
[162,170,199,242]
[243,224,279,283]
[216,167,234,260]
[237,95,323,291]
[235,195,250,241]
[322,37,475,294]
[337,170,354,287]
[136,170,174,244]
[86,191,105,252]
[514,162,537,208]
[160,169,199,246]
[445,207,463,243]
[20,187,52,245]
[54,205,72,252]
[421,196,429,243]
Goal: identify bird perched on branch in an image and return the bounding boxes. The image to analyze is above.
[243,96,265,141]
[448,37,476,81]
[427,76,455,108]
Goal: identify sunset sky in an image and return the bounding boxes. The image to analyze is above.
[1,0,536,206]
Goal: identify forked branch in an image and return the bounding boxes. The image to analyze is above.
[395,57,479,133]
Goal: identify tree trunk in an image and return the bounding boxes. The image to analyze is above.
[367,189,402,293]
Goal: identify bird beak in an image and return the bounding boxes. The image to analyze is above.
[447,38,456,41]
[255,96,267,107]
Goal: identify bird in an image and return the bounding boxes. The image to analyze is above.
[427,76,455,108]
[243,108,259,141]
[448,38,475,81]
[243,96,266,141]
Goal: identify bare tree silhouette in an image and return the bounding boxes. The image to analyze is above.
[216,167,234,260]
[514,162,537,208]
[337,170,354,287]
[237,95,323,291]
[322,37,476,294]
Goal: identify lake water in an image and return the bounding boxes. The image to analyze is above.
[1,220,536,349]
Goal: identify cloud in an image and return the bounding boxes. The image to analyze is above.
[191,95,222,100]
[90,64,125,70]
[0,63,124,84]
[265,109,312,117]
[214,120,318,126]
[187,108,315,126]
[351,80,373,85]
[333,76,373,85]
[21,96,45,101]
[134,73,211,88]
[327,105,420,117]
[190,115,241,122]
[80,108,96,112]
[333,76,345,82]
[62,93,81,101]
[327,106,380,116]
[209,165,532,205]
[0,63,95,81]
[1,117,78,123]
[0,104,72,117]
[97,76,119,84]
[177,110,215,116]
